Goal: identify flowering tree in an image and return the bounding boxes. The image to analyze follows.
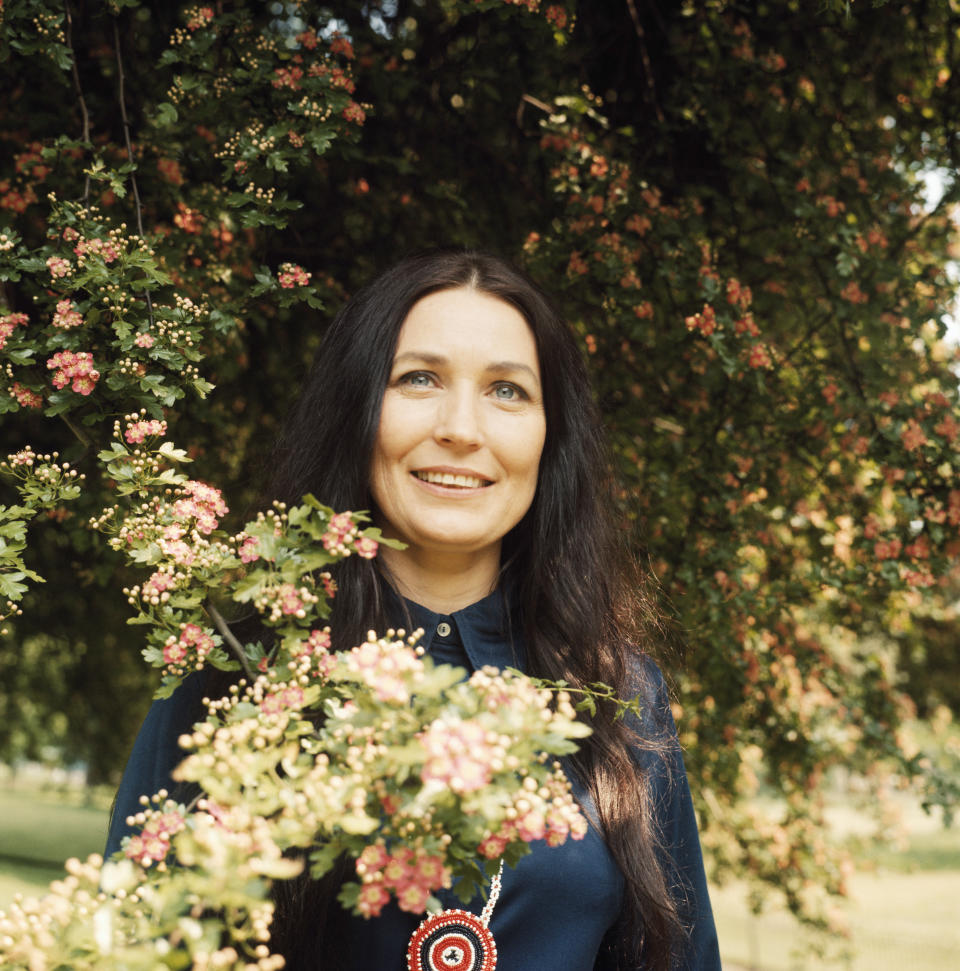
[2,0,960,953]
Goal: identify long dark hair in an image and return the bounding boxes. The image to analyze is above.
[266,249,685,969]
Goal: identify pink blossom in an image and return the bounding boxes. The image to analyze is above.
[748,343,773,369]
[124,418,167,444]
[420,718,495,793]
[46,256,71,278]
[356,883,390,918]
[187,7,214,30]
[354,535,379,559]
[46,350,100,395]
[171,480,229,534]
[163,639,188,664]
[51,299,83,329]
[238,535,260,563]
[278,262,311,288]
[10,382,42,408]
[346,638,424,703]
[0,311,28,350]
[74,237,120,262]
[135,333,155,348]
[901,419,928,452]
[259,685,305,715]
[143,571,176,602]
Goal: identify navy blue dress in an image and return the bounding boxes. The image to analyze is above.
[106,588,721,969]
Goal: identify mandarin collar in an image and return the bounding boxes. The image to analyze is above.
[381,582,525,672]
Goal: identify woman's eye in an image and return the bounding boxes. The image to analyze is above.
[399,371,435,388]
[492,383,525,401]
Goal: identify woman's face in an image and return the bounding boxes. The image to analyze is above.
[370,286,547,565]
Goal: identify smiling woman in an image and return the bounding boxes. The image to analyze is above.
[371,288,547,612]
[106,250,720,971]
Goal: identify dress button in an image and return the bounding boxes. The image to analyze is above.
[437,622,452,637]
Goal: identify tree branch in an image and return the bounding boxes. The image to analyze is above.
[60,412,93,457]
[626,0,665,123]
[63,0,91,202]
[205,600,255,681]
[113,18,156,329]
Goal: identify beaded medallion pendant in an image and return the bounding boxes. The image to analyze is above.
[405,862,503,971]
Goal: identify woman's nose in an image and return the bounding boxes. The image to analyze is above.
[434,389,483,448]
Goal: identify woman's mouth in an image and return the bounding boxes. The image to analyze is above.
[412,470,493,489]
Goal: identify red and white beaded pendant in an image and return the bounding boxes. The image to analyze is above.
[406,862,503,971]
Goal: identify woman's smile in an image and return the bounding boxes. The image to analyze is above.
[411,468,494,490]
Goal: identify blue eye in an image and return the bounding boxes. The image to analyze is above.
[400,371,434,388]
[493,383,524,401]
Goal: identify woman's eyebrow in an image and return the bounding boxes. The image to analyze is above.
[485,361,541,387]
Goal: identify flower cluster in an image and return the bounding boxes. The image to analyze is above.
[344,631,427,704]
[171,480,229,535]
[322,510,379,558]
[50,299,83,329]
[420,716,501,793]
[354,844,451,917]
[45,255,71,278]
[46,350,100,395]
[124,418,168,444]
[162,622,215,673]
[0,311,28,349]
[478,764,589,854]
[277,262,311,287]
[123,794,187,868]
[254,581,320,623]
[9,382,42,408]
[73,235,120,263]
[141,569,178,605]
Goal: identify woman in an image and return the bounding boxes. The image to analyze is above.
[107,249,721,970]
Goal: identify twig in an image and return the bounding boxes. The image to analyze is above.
[626,0,665,123]
[113,18,156,329]
[205,600,255,680]
[60,412,93,456]
[63,0,92,202]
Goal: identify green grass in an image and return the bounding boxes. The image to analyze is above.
[0,785,110,906]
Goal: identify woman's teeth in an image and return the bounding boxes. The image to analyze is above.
[414,471,489,489]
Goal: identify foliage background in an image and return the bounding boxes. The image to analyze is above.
[2,0,960,935]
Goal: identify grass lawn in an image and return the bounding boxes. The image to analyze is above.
[0,783,111,907]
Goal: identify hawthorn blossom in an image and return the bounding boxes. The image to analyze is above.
[278,262,311,288]
[171,480,229,534]
[142,570,177,605]
[46,350,100,395]
[186,6,214,30]
[259,685,305,715]
[74,237,120,262]
[163,623,214,669]
[46,255,71,277]
[346,635,425,704]
[901,419,927,452]
[238,535,260,563]
[0,311,27,349]
[10,382,42,408]
[748,344,773,369]
[420,717,496,793]
[124,807,185,867]
[51,299,83,329]
[124,418,167,444]
[685,304,718,336]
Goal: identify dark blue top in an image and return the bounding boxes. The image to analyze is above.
[106,588,721,970]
